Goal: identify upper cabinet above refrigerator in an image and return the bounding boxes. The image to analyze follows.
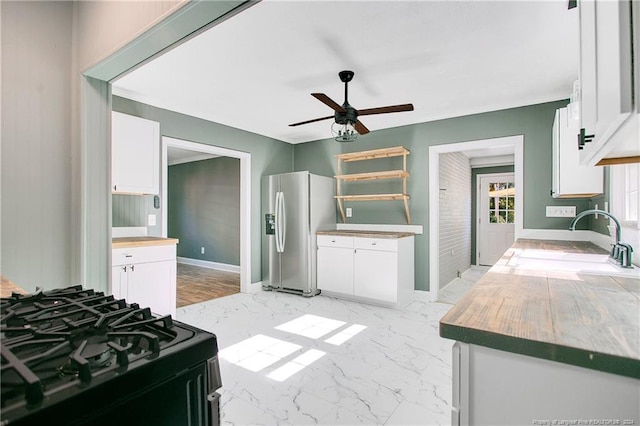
[577,0,640,166]
[111,111,160,195]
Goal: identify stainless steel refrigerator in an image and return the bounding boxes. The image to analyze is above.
[264,171,335,296]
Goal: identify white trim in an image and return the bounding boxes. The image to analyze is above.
[413,290,431,301]
[429,135,524,303]
[470,155,515,168]
[161,136,252,294]
[177,257,240,273]
[168,153,218,166]
[112,226,148,238]
[249,281,265,293]
[336,223,424,234]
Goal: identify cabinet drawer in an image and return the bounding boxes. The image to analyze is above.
[317,235,354,249]
[354,237,398,252]
[112,244,176,266]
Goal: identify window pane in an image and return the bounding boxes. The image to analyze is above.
[489,212,497,223]
[507,211,515,223]
[498,211,507,223]
[499,197,507,209]
[507,197,515,209]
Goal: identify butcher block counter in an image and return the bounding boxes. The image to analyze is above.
[112,236,178,248]
[440,239,640,379]
[316,229,414,239]
[1,275,27,298]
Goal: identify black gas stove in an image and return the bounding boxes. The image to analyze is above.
[0,285,221,426]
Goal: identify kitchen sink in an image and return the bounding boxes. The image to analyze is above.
[506,249,640,278]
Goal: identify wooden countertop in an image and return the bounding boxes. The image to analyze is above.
[317,230,414,239]
[1,275,28,298]
[440,239,640,379]
[112,236,179,248]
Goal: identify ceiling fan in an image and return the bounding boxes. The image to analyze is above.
[289,70,414,142]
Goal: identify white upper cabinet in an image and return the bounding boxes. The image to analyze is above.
[578,0,639,165]
[552,107,603,198]
[111,111,160,194]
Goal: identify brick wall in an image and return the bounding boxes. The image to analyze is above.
[439,152,472,289]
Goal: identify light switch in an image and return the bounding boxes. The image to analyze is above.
[147,214,157,226]
[346,208,353,218]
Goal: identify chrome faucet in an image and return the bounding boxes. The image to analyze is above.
[569,209,633,268]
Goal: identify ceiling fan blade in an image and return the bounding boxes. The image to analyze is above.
[357,103,414,116]
[312,93,346,112]
[354,120,369,135]
[289,115,334,127]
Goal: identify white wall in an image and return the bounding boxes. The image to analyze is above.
[439,152,472,288]
[1,1,73,290]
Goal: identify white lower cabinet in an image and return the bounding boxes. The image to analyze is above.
[452,342,640,425]
[317,234,414,307]
[111,244,177,317]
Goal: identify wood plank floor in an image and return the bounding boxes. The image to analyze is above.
[176,263,240,307]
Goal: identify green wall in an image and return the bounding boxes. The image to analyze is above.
[112,96,293,284]
[294,99,596,291]
[168,157,240,265]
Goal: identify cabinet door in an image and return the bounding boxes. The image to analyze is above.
[579,0,634,163]
[317,246,354,295]
[354,249,397,303]
[111,111,160,194]
[127,260,176,317]
[111,265,127,300]
[552,107,603,197]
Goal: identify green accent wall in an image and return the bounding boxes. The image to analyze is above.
[293,99,597,291]
[168,157,240,265]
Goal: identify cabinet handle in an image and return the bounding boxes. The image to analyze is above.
[130,265,135,272]
[113,185,117,191]
[122,266,127,272]
[371,242,377,246]
[125,254,133,258]
[577,128,594,150]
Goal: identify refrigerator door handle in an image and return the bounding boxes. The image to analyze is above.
[280,191,287,252]
[274,191,282,253]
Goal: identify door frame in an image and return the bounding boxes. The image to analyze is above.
[476,172,515,266]
[161,136,252,294]
[428,135,523,302]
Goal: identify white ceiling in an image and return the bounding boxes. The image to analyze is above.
[112,0,578,145]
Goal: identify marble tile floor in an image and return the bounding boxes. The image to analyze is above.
[437,267,489,305]
[177,291,457,426]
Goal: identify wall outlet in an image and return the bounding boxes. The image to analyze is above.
[346,207,352,218]
[201,246,205,255]
[147,214,156,226]
[545,206,576,217]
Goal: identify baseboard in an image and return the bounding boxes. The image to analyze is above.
[414,290,430,301]
[177,257,240,273]
[249,281,264,293]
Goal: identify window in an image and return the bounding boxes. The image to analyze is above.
[611,163,640,227]
[488,182,515,224]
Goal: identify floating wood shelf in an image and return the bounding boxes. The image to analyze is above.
[335,146,410,162]
[335,170,410,182]
[335,194,410,202]
[335,146,411,224]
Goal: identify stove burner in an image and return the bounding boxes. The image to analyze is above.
[59,338,115,378]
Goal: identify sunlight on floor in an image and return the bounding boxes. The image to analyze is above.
[220,314,367,381]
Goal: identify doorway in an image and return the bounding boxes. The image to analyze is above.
[161,136,252,295]
[428,135,524,302]
[477,173,515,266]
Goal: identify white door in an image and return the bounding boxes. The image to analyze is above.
[478,173,515,266]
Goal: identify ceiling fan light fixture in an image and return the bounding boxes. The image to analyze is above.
[332,121,358,143]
